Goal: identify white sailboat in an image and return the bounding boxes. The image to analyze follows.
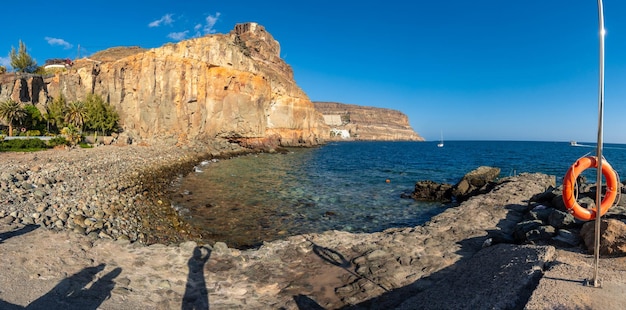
[437,132,444,147]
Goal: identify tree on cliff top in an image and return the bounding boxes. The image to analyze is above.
[0,100,27,136]
[9,40,37,73]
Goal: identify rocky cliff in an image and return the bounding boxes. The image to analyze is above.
[313,101,424,141]
[0,23,328,148]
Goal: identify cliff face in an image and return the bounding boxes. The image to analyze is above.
[313,101,424,141]
[0,23,328,147]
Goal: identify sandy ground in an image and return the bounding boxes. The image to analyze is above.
[525,248,626,310]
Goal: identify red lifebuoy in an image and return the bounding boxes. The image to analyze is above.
[562,156,619,221]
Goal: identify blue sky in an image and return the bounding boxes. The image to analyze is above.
[2,1,626,143]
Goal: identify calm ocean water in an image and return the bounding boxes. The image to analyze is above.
[169,140,626,248]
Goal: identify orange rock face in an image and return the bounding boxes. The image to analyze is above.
[26,22,329,147]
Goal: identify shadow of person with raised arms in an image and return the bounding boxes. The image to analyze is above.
[182,246,212,310]
[27,263,121,310]
[0,263,122,310]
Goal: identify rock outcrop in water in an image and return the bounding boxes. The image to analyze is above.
[313,101,424,141]
[0,23,329,148]
[404,166,501,203]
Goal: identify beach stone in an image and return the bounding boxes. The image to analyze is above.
[514,220,543,242]
[179,241,197,252]
[580,219,626,255]
[0,216,15,224]
[525,225,556,242]
[0,172,13,181]
[527,205,552,222]
[73,226,86,234]
[548,209,577,228]
[213,242,229,255]
[54,220,64,229]
[58,212,69,221]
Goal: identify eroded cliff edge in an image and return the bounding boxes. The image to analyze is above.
[313,101,424,141]
[0,23,329,148]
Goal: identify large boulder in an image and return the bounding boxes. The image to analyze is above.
[405,166,501,203]
[451,166,501,202]
[580,219,626,255]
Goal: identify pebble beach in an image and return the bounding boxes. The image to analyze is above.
[2,143,626,309]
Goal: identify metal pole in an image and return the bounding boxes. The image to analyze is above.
[592,0,605,288]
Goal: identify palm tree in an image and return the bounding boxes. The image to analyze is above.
[61,124,82,146]
[0,100,27,136]
[65,101,87,130]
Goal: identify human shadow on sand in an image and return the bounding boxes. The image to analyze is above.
[0,224,39,244]
[182,245,212,310]
[0,263,121,310]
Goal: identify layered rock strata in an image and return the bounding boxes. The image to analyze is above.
[0,23,329,148]
[313,101,423,141]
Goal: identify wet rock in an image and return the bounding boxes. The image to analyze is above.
[406,180,452,201]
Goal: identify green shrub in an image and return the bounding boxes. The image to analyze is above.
[78,142,93,148]
[26,129,41,136]
[0,138,47,150]
[47,136,68,147]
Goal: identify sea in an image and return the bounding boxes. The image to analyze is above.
[168,140,626,249]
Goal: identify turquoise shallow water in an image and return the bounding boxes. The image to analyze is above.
[168,141,626,248]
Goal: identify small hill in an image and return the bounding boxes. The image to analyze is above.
[89,46,147,62]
